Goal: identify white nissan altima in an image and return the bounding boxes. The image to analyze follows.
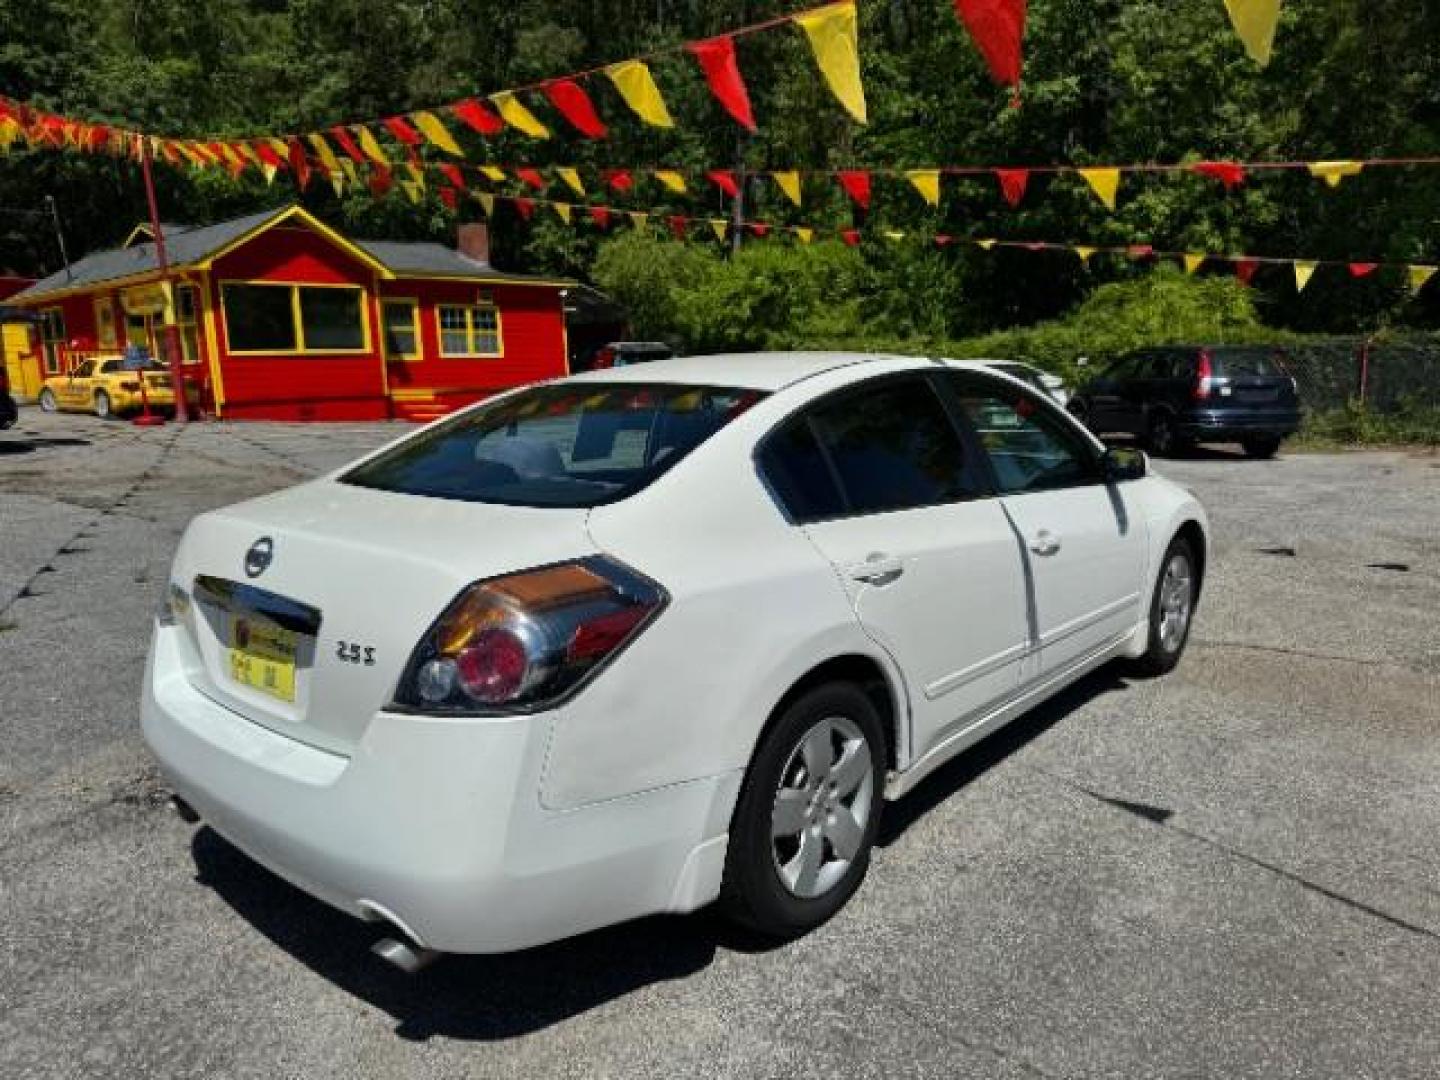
[143,352,1207,964]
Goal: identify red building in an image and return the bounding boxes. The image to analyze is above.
[7,206,573,421]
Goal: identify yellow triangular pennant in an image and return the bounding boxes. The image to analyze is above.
[474,192,495,217]
[1078,167,1121,211]
[794,2,867,123]
[491,92,550,139]
[556,167,586,197]
[339,159,359,185]
[553,202,573,224]
[605,60,674,128]
[976,239,997,250]
[883,230,906,241]
[404,163,425,189]
[1307,160,1363,188]
[794,227,814,244]
[772,171,803,207]
[905,169,941,207]
[479,165,506,183]
[400,180,424,204]
[628,211,650,230]
[261,163,278,186]
[1183,253,1206,275]
[1073,246,1097,264]
[355,126,391,166]
[1222,0,1282,67]
[1293,260,1318,291]
[307,133,342,175]
[710,219,729,242]
[330,172,345,198]
[412,111,464,156]
[1408,265,1437,294]
[653,169,688,194]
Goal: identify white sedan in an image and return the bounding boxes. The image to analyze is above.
[143,352,1207,965]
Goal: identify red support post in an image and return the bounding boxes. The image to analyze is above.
[140,141,189,423]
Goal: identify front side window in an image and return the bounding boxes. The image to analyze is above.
[948,375,1100,495]
[437,304,501,357]
[222,283,366,354]
[762,377,982,521]
[70,359,95,378]
[344,383,764,507]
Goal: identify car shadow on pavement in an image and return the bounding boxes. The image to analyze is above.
[877,666,1131,847]
[189,664,1132,1041]
[190,826,759,1042]
[0,436,91,454]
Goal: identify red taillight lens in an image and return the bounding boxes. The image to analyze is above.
[392,556,666,713]
[1194,351,1214,401]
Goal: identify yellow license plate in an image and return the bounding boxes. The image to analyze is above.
[228,616,297,703]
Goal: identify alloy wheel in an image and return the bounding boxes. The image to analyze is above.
[770,715,875,900]
[1157,553,1193,653]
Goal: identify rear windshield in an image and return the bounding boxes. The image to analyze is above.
[342,383,765,507]
[1211,348,1288,377]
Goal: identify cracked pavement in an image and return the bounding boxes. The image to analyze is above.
[1,410,1438,1079]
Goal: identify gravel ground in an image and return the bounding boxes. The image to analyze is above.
[1,408,1437,1080]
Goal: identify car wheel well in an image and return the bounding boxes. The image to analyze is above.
[1172,520,1207,594]
[763,655,899,773]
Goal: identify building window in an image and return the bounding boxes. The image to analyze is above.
[175,284,200,364]
[381,299,419,361]
[95,298,118,349]
[221,283,367,355]
[436,303,501,357]
[39,307,66,374]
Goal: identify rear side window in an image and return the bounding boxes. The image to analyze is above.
[344,383,764,507]
[760,377,983,521]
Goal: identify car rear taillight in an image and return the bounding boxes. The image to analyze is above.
[391,556,667,714]
[1193,351,1214,401]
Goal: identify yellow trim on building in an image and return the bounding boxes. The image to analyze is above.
[434,301,504,359]
[217,279,373,358]
[196,206,393,279]
[379,296,422,362]
[197,271,227,415]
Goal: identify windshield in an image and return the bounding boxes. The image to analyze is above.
[343,383,766,507]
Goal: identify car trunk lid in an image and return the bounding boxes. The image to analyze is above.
[169,480,595,755]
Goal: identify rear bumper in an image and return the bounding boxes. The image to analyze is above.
[1179,409,1300,441]
[141,624,740,953]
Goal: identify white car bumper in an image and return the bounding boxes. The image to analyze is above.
[141,624,741,954]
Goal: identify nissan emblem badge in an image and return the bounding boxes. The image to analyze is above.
[244,537,274,578]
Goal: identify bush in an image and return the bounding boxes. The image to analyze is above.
[1299,398,1440,446]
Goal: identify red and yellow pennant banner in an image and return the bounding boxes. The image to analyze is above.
[426,186,1436,299]
[0,2,867,182]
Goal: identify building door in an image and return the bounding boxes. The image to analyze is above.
[39,308,67,376]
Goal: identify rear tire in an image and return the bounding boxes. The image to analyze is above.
[1146,412,1190,458]
[1131,537,1198,677]
[1242,435,1281,459]
[720,682,885,940]
[39,388,57,413]
[93,391,112,419]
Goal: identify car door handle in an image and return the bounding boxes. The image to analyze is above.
[1029,530,1062,557]
[848,554,905,586]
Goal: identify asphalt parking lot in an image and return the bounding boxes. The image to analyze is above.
[1,408,1437,1079]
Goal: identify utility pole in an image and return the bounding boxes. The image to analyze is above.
[139,139,190,422]
[44,196,71,282]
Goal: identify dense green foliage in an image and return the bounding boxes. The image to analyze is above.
[2,0,1438,344]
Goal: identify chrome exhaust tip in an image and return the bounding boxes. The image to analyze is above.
[168,795,200,824]
[371,936,441,975]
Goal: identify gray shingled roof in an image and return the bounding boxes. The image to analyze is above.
[10,208,284,303]
[10,206,568,304]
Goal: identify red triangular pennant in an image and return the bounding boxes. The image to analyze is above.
[837,170,871,210]
[668,215,688,239]
[438,187,459,210]
[748,223,770,238]
[383,116,423,146]
[707,170,740,198]
[995,168,1029,207]
[841,229,861,247]
[686,36,756,131]
[542,79,608,139]
[451,99,504,136]
[369,166,393,196]
[515,167,546,190]
[589,206,612,229]
[1348,262,1378,278]
[953,0,1027,89]
[439,163,467,191]
[329,127,366,164]
[513,197,535,220]
[1234,258,1260,285]
[287,138,311,191]
[1192,161,1247,190]
[605,169,635,193]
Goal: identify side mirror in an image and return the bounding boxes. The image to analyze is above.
[1102,446,1148,482]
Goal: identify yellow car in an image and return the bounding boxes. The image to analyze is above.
[38,356,178,419]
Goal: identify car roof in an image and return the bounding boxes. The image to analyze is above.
[562,351,958,391]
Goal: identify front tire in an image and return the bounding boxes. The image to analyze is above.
[1131,537,1198,677]
[39,388,57,413]
[720,682,885,939]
